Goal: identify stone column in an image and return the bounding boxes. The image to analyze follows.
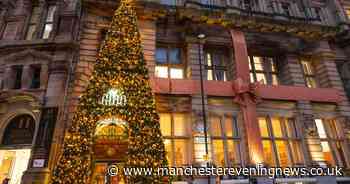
[40,64,49,89]
[3,66,13,90]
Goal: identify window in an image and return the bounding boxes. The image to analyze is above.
[42,5,57,39]
[346,8,350,19]
[281,2,290,16]
[2,115,35,145]
[314,119,347,167]
[12,65,23,89]
[249,56,279,85]
[205,50,227,81]
[155,46,184,79]
[159,113,190,166]
[210,114,241,167]
[25,5,57,40]
[301,60,318,88]
[258,116,304,167]
[26,5,40,40]
[30,65,41,89]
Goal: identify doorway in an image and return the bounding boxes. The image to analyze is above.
[92,161,126,184]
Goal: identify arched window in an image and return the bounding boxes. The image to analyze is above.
[2,115,35,145]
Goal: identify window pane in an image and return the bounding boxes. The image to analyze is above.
[30,7,40,23]
[26,25,37,40]
[248,56,252,70]
[194,136,208,162]
[46,6,57,22]
[227,140,240,166]
[262,140,275,166]
[42,24,53,39]
[290,141,304,164]
[301,61,314,75]
[215,70,226,81]
[207,69,213,81]
[156,48,167,64]
[271,74,279,85]
[173,114,187,136]
[159,113,171,136]
[275,140,291,167]
[155,66,168,78]
[250,73,255,83]
[253,56,263,70]
[271,117,283,138]
[256,73,266,84]
[206,53,212,66]
[315,119,327,138]
[169,48,181,64]
[174,139,188,166]
[212,54,224,66]
[258,117,269,138]
[170,68,184,79]
[212,140,225,167]
[328,120,339,139]
[306,77,317,88]
[320,141,335,166]
[164,139,173,166]
[268,58,277,72]
[285,118,297,138]
[224,117,233,137]
[210,116,222,137]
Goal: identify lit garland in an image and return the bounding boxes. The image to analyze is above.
[50,0,167,183]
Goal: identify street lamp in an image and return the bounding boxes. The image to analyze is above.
[197,33,211,184]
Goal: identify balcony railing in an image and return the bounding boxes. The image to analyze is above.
[149,0,336,27]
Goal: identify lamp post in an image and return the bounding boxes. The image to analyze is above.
[197,33,211,184]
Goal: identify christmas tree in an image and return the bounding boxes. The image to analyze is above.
[50,0,167,183]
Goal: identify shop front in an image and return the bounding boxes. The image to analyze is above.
[92,117,128,184]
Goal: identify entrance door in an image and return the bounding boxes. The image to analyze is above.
[92,162,125,184]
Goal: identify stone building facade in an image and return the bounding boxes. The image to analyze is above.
[1,0,350,184]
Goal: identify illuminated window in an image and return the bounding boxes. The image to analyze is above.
[155,46,184,79]
[258,116,304,167]
[301,60,318,88]
[210,114,241,167]
[0,149,31,184]
[249,56,279,85]
[205,49,228,81]
[159,113,190,166]
[314,119,347,167]
[346,8,350,19]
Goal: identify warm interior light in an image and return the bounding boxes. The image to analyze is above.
[0,149,31,184]
[155,66,168,78]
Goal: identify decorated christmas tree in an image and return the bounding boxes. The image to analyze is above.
[50,0,167,183]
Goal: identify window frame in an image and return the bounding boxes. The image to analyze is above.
[155,44,185,79]
[248,55,279,85]
[314,118,348,167]
[204,48,229,81]
[159,113,191,166]
[209,114,241,167]
[25,5,41,40]
[259,116,305,167]
[41,4,57,39]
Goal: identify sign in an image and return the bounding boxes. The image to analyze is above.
[101,89,127,106]
[33,159,45,168]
